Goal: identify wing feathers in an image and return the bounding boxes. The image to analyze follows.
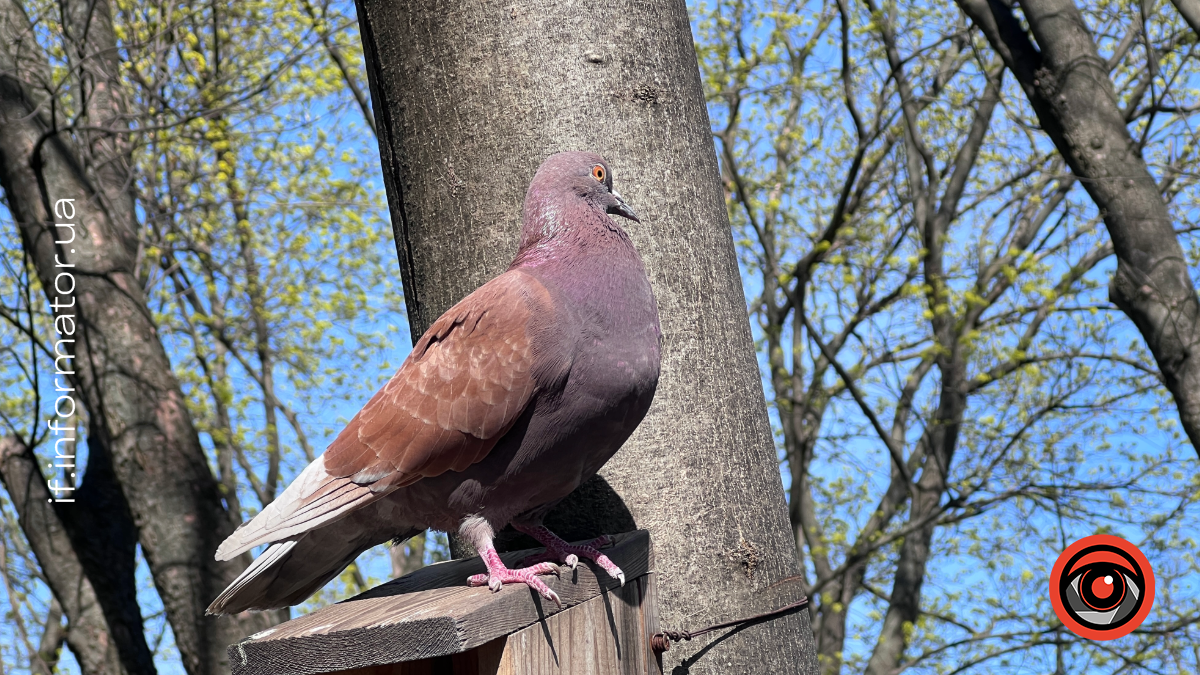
[213,271,555,567]
[323,271,547,484]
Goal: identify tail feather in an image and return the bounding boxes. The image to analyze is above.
[208,523,422,615]
[214,459,387,562]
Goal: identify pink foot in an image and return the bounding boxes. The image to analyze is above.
[516,528,625,586]
[467,548,561,606]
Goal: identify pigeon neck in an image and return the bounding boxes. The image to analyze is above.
[510,198,635,270]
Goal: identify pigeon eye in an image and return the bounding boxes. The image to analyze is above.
[592,165,606,182]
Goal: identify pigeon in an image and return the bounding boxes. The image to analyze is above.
[207,151,661,614]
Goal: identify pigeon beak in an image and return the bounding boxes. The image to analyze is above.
[607,190,641,223]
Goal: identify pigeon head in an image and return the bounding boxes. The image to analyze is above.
[528,151,640,224]
[516,152,641,258]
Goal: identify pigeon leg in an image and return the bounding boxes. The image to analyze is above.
[512,524,625,586]
[465,548,562,606]
[459,517,561,606]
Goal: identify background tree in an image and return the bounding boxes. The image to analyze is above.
[0,0,276,670]
[695,0,1200,672]
[0,0,410,672]
[957,0,1200,458]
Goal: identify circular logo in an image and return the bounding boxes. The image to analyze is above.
[1049,535,1154,640]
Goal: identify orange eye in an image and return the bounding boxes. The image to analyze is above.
[592,165,606,182]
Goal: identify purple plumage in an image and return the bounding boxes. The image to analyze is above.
[208,151,661,613]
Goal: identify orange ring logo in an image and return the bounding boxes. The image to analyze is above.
[1049,535,1154,640]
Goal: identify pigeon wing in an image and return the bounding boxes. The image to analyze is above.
[215,270,553,561]
[325,269,549,484]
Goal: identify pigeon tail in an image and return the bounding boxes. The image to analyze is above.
[208,521,421,615]
[214,458,388,562]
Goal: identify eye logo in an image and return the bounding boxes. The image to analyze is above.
[1049,535,1154,640]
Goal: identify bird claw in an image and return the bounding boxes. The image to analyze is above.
[589,535,614,549]
[597,556,625,586]
[516,538,623,585]
[467,562,561,606]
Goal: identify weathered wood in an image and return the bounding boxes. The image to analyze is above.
[320,643,505,675]
[492,574,661,675]
[228,531,652,675]
[333,575,661,675]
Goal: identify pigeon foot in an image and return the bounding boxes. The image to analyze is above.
[467,547,561,606]
[515,527,625,586]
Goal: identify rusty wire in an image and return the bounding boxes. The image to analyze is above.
[650,597,811,653]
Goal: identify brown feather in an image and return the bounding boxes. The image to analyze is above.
[214,271,554,562]
[323,269,546,487]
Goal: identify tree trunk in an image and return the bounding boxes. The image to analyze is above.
[353,1,817,671]
[955,0,1200,457]
[1168,0,1200,37]
[863,386,967,675]
[57,433,154,675]
[0,437,127,675]
[0,1,277,671]
[35,598,66,675]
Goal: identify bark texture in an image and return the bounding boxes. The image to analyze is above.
[35,598,66,675]
[955,0,1200,456]
[1168,0,1200,37]
[0,437,126,675]
[0,0,276,672]
[354,0,817,672]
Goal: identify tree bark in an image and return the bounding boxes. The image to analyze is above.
[35,597,66,675]
[389,536,426,578]
[353,1,817,671]
[954,0,1200,457]
[58,0,138,246]
[58,433,155,675]
[0,1,277,672]
[0,437,127,675]
[1168,0,1200,38]
[1,3,151,673]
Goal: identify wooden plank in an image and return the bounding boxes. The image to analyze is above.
[229,530,652,675]
[641,573,662,675]
[491,573,658,675]
[332,642,506,675]
[331,575,660,675]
